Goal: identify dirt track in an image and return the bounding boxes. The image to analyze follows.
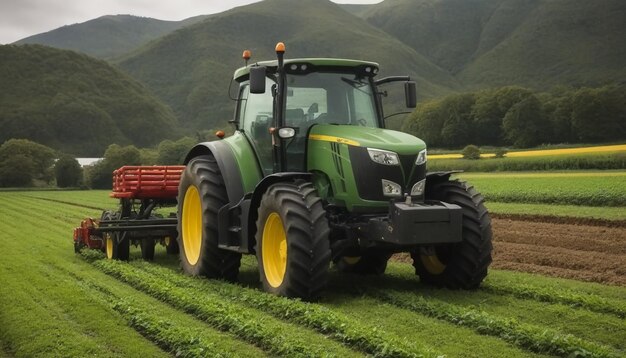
[491,218,626,286]
[393,217,626,286]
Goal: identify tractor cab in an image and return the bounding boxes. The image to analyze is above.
[232,47,417,177]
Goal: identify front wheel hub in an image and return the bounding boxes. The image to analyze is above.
[262,212,288,288]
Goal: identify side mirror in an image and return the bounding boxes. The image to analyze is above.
[250,66,266,94]
[404,81,417,108]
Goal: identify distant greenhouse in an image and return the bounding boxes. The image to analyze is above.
[76,158,102,167]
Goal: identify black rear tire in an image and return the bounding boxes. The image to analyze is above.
[335,251,392,275]
[411,179,492,289]
[255,181,331,300]
[177,155,241,281]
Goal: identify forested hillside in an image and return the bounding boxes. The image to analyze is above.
[15,15,209,59]
[6,0,625,150]
[363,0,626,88]
[117,0,460,131]
[0,45,179,156]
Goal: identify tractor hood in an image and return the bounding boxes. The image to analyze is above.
[308,124,426,155]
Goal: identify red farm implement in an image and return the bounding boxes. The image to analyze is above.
[73,166,185,260]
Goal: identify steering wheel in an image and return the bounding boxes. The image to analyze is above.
[357,118,368,126]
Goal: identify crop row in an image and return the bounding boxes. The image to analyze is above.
[373,290,618,358]
[483,281,626,319]
[456,172,626,207]
[84,253,433,358]
[428,152,626,172]
[126,259,623,358]
[429,144,626,159]
[68,275,232,358]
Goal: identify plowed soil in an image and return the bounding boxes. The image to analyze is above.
[394,217,626,286]
[491,218,626,286]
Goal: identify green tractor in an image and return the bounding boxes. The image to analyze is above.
[177,43,492,300]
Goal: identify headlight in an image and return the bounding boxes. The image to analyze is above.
[410,179,426,196]
[415,149,427,165]
[381,179,402,197]
[368,148,399,166]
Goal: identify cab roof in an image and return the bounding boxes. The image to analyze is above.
[233,58,380,81]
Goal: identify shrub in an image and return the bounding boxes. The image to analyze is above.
[494,148,508,158]
[462,145,481,160]
[54,155,82,188]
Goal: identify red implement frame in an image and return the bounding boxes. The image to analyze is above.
[111,166,185,199]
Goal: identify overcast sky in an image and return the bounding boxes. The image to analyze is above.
[0,0,383,44]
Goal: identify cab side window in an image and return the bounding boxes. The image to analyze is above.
[240,81,275,175]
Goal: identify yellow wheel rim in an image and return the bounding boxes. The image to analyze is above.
[262,212,287,288]
[182,185,202,265]
[343,256,361,265]
[105,235,113,259]
[421,254,446,275]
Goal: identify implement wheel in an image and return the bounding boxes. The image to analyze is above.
[177,155,241,281]
[102,211,129,261]
[411,179,492,289]
[255,181,331,300]
[140,238,156,261]
[335,251,392,275]
[164,236,179,255]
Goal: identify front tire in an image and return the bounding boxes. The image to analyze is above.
[411,179,492,289]
[255,181,331,300]
[177,155,241,281]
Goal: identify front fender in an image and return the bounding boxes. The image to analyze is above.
[184,141,245,205]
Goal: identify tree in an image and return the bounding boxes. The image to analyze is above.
[571,86,626,142]
[0,139,56,185]
[84,144,141,189]
[156,137,196,165]
[439,93,476,147]
[0,154,36,187]
[402,100,445,146]
[471,87,534,145]
[502,95,549,147]
[54,155,82,188]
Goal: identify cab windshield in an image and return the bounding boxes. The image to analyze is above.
[284,72,379,130]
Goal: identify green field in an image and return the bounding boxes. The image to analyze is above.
[429,152,626,172]
[454,171,626,221]
[0,191,625,357]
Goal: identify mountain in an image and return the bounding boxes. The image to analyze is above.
[14,14,210,59]
[338,4,376,17]
[117,0,460,131]
[364,0,626,88]
[0,44,179,156]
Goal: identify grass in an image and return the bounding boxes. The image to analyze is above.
[1,190,625,357]
[455,171,626,207]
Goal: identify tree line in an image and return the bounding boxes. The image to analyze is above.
[0,137,196,189]
[401,84,626,148]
